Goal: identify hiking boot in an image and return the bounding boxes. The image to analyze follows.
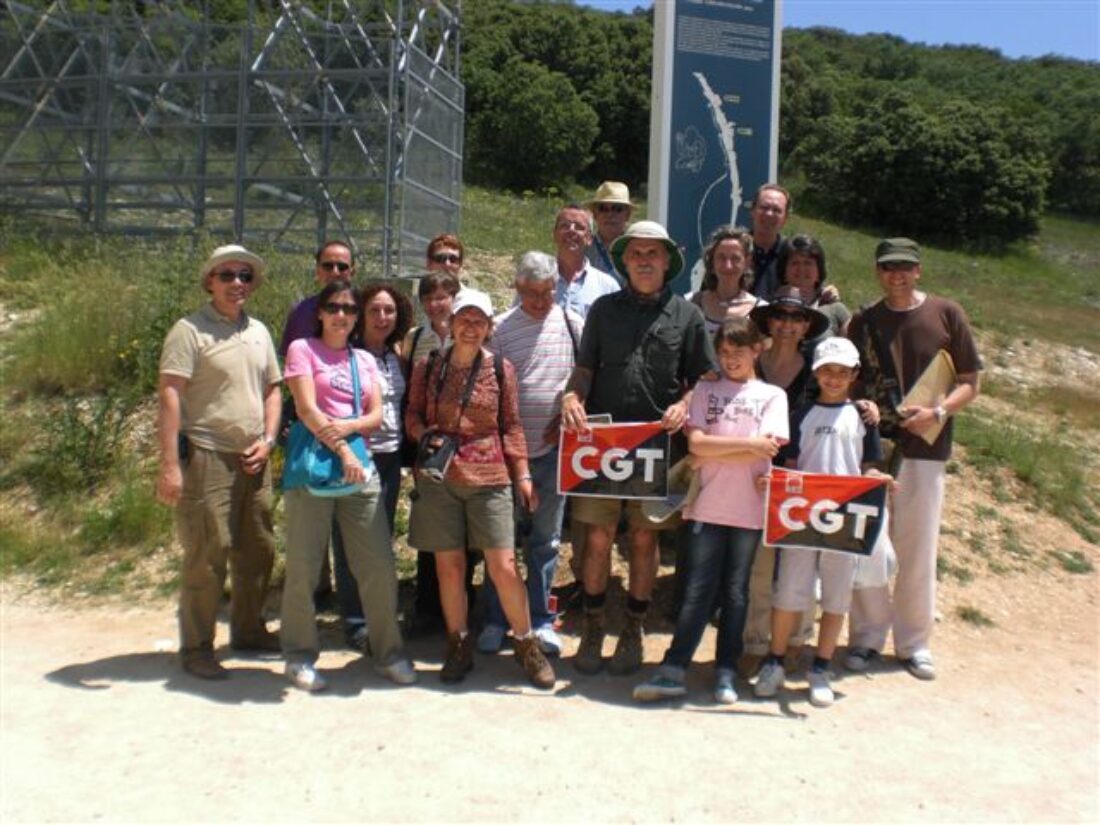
[182,652,228,681]
[230,627,281,653]
[808,668,834,707]
[754,660,786,698]
[440,632,474,684]
[514,635,556,689]
[573,608,606,675]
[608,609,645,676]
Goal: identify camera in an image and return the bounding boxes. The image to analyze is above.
[417,431,458,483]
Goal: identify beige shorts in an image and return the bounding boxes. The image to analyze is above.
[571,496,681,532]
[409,480,515,551]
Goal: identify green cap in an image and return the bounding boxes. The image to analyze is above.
[875,237,921,265]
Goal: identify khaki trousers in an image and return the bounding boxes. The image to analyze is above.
[849,459,945,658]
[177,446,275,655]
[281,482,404,666]
[742,543,815,656]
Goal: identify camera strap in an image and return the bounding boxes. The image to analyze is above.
[429,346,483,433]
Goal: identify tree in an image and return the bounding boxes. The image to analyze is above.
[465,56,600,189]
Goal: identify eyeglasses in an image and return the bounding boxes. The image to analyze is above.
[319,261,352,273]
[596,204,628,214]
[322,302,360,316]
[430,253,461,265]
[215,269,254,284]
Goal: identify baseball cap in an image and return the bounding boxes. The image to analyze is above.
[875,238,921,265]
[812,337,861,371]
[451,287,494,319]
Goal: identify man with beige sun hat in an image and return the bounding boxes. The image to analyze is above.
[157,243,282,680]
[585,180,634,283]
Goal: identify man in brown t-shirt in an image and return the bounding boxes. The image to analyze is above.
[157,244,282,680]
[846,238,982,681]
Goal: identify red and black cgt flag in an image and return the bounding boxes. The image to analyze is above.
[764,468,888,556]
[558,422,670,500]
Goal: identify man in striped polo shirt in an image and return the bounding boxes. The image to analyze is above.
[479,251,585,656]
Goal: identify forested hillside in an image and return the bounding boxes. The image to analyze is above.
[460,0,1098,244]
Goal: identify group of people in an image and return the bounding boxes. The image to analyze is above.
[156,180,982,708]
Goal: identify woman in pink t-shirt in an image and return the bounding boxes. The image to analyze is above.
[635,317,788,706]
[280,279,415,693]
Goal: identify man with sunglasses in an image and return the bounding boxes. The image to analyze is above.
[277,239,373,650]
[278,240,357,357]
[845,238,982,682]
[157,244,282,680]
[585,181,634,284]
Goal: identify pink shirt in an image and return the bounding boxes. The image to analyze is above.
[683,377,789,529]
[284,338,377,419]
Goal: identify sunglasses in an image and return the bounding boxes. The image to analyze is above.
[322,302,360,316]
[771,310,808,322]
[879,261,917,272]
[596,203,628,214]
[430,253,461,265]
[215,269,254,284]
[319,261,352,273]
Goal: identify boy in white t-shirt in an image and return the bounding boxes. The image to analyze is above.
[634,317,788,705]
[754,337,890,707]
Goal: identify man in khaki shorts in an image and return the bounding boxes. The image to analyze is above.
[157,244,282,680]
[561,221,717,675]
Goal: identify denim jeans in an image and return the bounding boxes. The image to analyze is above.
[662,521,760,674]
[332,450,401,626]
[483,449,566,631]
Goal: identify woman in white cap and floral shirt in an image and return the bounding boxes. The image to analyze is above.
[405,288,556,690]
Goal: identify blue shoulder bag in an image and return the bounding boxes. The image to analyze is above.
[283,347,374,497]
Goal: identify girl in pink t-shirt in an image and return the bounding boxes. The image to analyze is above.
[635,317,788,706]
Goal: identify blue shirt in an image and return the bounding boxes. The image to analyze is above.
[555,262,620,319]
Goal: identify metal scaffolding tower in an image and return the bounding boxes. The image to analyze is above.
[0,0,464,278]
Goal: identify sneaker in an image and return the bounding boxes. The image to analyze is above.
[754,660,786,698]
[714,669,738,705]
[844,646,880,673]
[440,632,474,684]
[808,669,834,707]
[903,650,937,681]
[534,625,563,656]
[513,635,556,689]
[633,673,687,703]
[285,662,327,692]
[182,653,228,681]
[573,608,606,675]
[476,623,507,654]
[608,610,645,676]
[375,658,418,686]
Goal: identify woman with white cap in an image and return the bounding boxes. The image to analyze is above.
[405,288,557,689]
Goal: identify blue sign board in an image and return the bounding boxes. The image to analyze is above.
[649,0,782,293]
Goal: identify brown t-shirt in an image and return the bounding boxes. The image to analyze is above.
[405,348,527,486]
[848,295,982,461]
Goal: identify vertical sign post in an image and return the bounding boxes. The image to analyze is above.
[649,0,783,293]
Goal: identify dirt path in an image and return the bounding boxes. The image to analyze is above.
[1,565,1097,824]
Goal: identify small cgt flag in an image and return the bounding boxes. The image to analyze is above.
[764,467,888,556]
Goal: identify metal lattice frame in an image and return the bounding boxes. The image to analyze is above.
[0,0,463,277]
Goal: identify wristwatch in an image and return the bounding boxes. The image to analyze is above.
[263,435,276,449]
[933,405,948,423]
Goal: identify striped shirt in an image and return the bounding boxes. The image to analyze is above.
[489,304,583,459]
